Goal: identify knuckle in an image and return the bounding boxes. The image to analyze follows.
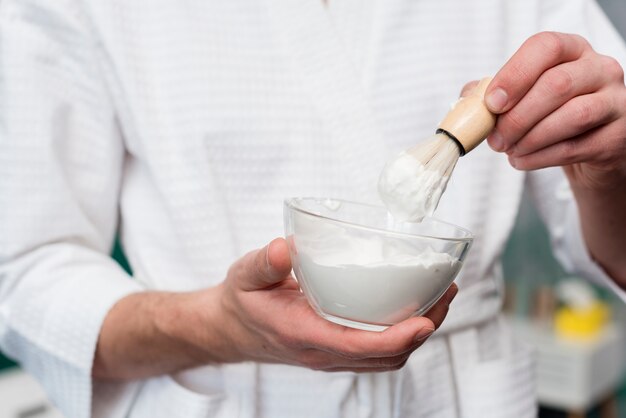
[572,34,591,49]
[534,31,565,58]
[602,55,625,82]
[543,68,574,98]
[572,101,598,131]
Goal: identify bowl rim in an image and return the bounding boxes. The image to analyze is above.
[284,197,474,243]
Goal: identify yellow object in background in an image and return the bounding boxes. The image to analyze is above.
[554,301,610,339]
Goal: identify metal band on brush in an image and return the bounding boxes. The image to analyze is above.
[436,128,466,156]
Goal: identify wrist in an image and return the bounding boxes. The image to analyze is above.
[154,285,230,366]
[564,163,626,193]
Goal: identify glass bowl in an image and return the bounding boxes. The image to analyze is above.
[283,197,473,332]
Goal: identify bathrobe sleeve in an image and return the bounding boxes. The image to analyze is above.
[527,0,626,301]
[0,1,144,417]
[526,168,626,301]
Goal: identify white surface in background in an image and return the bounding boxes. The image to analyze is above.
[0,369,63,418]
[510,318,626,411]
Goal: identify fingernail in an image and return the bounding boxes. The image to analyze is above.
[509,156,518,169]
[414,327,435,343]
[489,131,504,151]
[486,88,508,112]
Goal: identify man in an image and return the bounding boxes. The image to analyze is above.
[1,0,625,417]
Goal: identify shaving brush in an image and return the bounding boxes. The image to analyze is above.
[378,77,496,222]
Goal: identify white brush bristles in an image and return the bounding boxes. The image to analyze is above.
[378,134,461,222]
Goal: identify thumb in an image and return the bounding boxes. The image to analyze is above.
[237,238,292,291]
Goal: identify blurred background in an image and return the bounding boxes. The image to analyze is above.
[500,3,626,418]
[1,0,626,417]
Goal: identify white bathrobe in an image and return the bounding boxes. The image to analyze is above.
[1,0,625,417]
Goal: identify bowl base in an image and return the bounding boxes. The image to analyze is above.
[319,312,390,332]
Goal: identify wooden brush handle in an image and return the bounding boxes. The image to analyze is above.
[438,77,496,154]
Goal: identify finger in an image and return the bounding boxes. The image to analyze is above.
[292,314,434,360]
[460,80,479,98]
[507,91,619,158]
[422,283,458,329]
[299,285,458,360]
[297,348,410,371]
[322,359,410,373]
[237,238,293,291]
[486,32,590,114]
[488,57,607,152]
[508,118,626,171]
